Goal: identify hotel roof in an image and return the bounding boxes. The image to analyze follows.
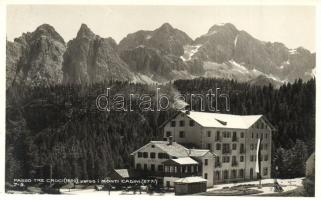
[131,141,189,158]
[186,111,263,129]
[175,176,207,183]
[170,157,199,165]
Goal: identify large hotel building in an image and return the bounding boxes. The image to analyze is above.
[131,111,275,187]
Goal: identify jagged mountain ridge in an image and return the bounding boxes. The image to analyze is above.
[189,23,315,83]
[6,22,315,88]
[62,24,133,84]
[6,24,66,88]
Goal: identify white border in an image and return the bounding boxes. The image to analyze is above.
[0,0,319,200]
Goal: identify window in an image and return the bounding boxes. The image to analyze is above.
[232,156,237,166]
[150,152,156,159]
[250,155,254,162]
[222,144,230,154]
[232,143,237,150]
[232,132,237,141]
[171,121,176,127]
[204,159,208,166]
[216,131,220,141]
[223,156,230,163]
[223,131,230,138]
[207,131,211,137]
[158,153,163,159]
[158,165,163,172]
[240,144,245,153]
[240,156,244,162]
[144,164,148,170]
[151,164,155,171]
[263,167,268,176]
[204,173,208,179]
[232,170,237,179]
[241,132,244,138]
[252,132,254,138]
[136,163,141,169]
[216,143,221,150]
[179,131,185,138]
[143,152,148,158]
[138,152,142,158]
[151,145,155,148]
[166,131,171,137]
[250,144,254,150]
[179,120,185,127]
[189,120,195,127]
[207,143,212,150]
[227,132,231,138]
[256,133,259,138]
[239,169,244,178]
[265,133,268,139]
[264,155,268,161]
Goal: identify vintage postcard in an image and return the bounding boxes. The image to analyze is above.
[2,1,317,198]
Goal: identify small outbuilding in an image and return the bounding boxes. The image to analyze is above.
[174,176,207,195]
[107,169,131,180]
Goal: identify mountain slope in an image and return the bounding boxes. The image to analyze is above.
[118,23,203,83]
[62,24,133,84]
[6,24,66,88]
[6,22,315,88]
[188,23,315,82]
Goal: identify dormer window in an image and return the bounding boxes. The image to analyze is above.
[171,121,176,127]
[179,120,185,127]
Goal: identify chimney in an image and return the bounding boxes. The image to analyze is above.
[168,136,173,145]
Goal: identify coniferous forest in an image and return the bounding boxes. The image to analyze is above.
[5,78,315,183]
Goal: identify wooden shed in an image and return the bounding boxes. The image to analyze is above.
[174,177,207,195]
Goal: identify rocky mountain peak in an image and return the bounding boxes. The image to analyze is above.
[6,24,66,88]
[207,23,238,34]
[76,23,96,39]
[157,22,174,32]
[31,24,65,45]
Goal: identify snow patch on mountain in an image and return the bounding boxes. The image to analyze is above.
[180,44,202,61]
[132,73,158,84]
[305,68,316,78]
[234,35,239,47]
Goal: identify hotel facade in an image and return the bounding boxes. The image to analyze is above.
[131,111,275,187]
[161,111,275,184]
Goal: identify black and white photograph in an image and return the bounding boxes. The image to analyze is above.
[1,1,318,198]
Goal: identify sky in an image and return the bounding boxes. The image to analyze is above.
[6,5,316,52]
